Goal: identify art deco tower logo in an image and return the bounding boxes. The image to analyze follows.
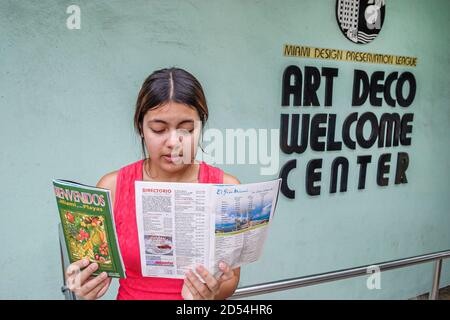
[336,0,386,44]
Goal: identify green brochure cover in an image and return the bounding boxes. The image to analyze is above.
[53,179,126,278]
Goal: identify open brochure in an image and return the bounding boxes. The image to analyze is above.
[52,179,126,278]
[135,178,282,279]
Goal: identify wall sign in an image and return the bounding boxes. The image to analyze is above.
[284,44,417,67]
[278,64,415,199]
[336,0,386,44]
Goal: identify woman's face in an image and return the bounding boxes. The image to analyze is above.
[142,101,202,172]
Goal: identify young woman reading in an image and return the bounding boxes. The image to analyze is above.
[66,67,240,300]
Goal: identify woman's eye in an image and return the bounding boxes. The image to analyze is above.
[179,128,194,134]
[150,128,165,134]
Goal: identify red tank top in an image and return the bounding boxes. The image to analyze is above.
[113,159,224,300]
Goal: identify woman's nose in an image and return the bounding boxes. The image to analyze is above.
[166,129,183,148]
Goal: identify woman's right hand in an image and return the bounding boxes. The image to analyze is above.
[65,258,111,300]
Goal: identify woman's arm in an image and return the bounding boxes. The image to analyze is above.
[96,171,118,203]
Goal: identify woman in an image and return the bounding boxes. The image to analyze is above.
[66,67,241,300]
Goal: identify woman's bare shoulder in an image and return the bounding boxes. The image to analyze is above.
[222,172,240,184]
[96,170,119,190]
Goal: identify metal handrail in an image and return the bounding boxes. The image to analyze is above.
[230,249,450,299]
[58,224,449,300]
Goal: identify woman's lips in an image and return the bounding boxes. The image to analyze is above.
[163,155,182,163]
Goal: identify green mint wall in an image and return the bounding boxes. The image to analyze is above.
[0,0,449,299]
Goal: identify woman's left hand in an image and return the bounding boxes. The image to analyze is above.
[182,262,234,300]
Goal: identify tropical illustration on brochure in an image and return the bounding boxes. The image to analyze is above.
[61,210,112,266]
